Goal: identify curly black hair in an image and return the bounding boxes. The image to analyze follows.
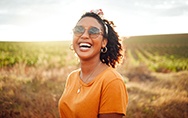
[79,12,124,68]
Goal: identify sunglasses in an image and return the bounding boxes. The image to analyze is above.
[73,26,103,39]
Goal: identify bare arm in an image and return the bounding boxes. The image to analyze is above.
[98,113,126,118]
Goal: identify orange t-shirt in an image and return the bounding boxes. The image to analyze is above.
[58,67,128,118]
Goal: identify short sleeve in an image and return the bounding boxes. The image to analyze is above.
[99,79,128,115]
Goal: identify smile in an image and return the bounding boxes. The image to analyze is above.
[79,43,91,48]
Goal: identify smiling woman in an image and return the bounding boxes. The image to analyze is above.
[58,9,129,118]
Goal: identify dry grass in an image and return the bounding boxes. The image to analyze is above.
[123,65,188,118]
[0,63,188,118]
[0,64,77,118]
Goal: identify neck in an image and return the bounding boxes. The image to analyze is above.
[80,59,101,73]
[80,60,102,82]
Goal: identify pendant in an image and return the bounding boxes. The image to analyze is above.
[77,88,81,94]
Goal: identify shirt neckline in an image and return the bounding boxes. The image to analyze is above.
[78,67,111,87]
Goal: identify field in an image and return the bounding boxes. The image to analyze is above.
[0,33,188,118]
[123,34,188,72]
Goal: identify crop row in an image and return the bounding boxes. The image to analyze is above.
[126,44,188,72]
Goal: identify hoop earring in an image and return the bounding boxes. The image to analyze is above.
[69,44,74,51]
[101,47,107,53]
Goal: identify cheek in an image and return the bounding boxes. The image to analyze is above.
[72,36,78,49]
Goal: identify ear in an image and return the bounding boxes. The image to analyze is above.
[101,38,108,48]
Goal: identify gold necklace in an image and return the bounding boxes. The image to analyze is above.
[77,62,101,94]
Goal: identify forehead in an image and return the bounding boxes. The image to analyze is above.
[76,17,102,28]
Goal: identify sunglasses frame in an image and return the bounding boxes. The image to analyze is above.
[73,26,103,39]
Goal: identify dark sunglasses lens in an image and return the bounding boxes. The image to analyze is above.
[89,27,101,38]
[73,26,85,36]
[89,27,100,34]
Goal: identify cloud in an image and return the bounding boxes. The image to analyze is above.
[157,3,188,16]
[117,0,188,17]
[0,0,73,25]
[1,0,187,25]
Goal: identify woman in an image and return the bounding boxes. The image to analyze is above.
[58,9,128,118]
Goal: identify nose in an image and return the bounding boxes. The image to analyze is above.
[80,29,89,39]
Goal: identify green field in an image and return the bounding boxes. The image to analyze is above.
[123,33,188,72]
[0,34,188,118]
[0,41,77,68]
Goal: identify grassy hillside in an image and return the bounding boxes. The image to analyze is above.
[124,33,188,44]
[122,33,188,72]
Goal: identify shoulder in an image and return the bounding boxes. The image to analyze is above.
[68,69,80,77]
[100,67,124,86]
[102,67,123,80]
[66,69,80,83]
[104,67,122,77]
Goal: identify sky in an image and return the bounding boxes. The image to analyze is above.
[0,0,188,41]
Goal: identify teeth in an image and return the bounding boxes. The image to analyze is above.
[79,43,91,48]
